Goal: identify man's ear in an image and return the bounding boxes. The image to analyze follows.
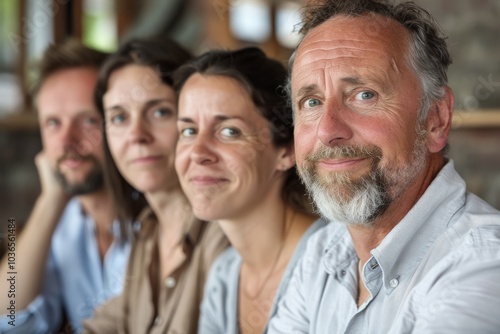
[426,86,454,153]
[276,144,296,172]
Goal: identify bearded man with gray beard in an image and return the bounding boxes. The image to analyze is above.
[269,0,500,333]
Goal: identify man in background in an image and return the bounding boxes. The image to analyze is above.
[0,40,131,333]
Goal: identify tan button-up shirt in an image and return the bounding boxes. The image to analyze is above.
[83,208,229,334]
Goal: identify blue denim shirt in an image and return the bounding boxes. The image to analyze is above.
[269,161,500,333]
[0,198,131,333]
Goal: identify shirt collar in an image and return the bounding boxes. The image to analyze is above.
[322,223,357,275]
[371,160,467,292]
[184,215,205,248]
[79,201,128,243]
[135,206,156,237]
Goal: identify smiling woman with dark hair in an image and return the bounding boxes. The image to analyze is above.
[174,47,326,334]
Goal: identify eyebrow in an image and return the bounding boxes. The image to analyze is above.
[105,98,173,113]
[178,115,246,123]
[296,84,320,99]
[296,76,366,96]
[341,77,365,85]
[41,109,98,120]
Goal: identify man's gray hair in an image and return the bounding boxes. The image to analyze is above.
[287,0,451,122]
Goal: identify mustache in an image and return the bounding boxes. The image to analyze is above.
[56,151,95,165]
[305,144,382,162]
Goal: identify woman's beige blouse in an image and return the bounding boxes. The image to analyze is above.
[83,208,229,334]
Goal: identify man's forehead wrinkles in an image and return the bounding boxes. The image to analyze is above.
[296,44,393,68]
[296,51,387,69]
[292,71,325,97]
[300,36,389,49]
[390,58,402,74]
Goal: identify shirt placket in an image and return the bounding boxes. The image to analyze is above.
[344,257,383,333]
[150,242,191,334]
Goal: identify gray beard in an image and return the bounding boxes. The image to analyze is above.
[298,131,427,227]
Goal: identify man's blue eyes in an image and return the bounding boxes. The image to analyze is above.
[304,91,375,106]
[306,99,320,108]
[181,128,195,137]
[359,91,375,100]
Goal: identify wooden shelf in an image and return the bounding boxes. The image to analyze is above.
[452,110,500,129]
[0,112,39,132]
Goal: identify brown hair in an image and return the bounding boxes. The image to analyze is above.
[95,36,192,225]
[32,38,108,105]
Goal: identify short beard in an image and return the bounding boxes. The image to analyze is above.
[55,154,104,196]
[299,126,427,227]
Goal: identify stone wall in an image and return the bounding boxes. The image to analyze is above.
[409,0,500,111]
[449,129,500,208]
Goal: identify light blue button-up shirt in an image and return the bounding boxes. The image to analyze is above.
[0,198,131,333]
[269,161,500,333]
[198,218,327,334]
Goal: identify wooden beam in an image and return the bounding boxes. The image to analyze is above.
[452,110,500,128]
[72,0,84,40]
[17,0,29,109]
[203,0,237,50]
[261,3,279,59]
[115,0,140,39]
[52,0,68,43]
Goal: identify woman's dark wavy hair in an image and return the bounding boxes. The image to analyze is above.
[94,37,192,229]
[173,47,312,213]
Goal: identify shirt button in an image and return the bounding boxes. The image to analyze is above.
[390,278,399,288]
[165,277,176,288]
[340,270,346,276]
[154,316,163,326]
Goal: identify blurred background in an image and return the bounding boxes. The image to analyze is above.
[0,0,499,251]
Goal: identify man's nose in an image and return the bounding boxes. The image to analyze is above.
[317,102,354,147]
